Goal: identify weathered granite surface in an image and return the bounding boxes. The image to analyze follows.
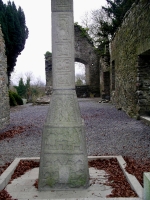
[38,0,89,190]
[0,25,9,129]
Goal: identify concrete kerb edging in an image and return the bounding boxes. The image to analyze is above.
[88,156,143,198]
[0,156,143,200]
[117,156,143,199]
[0,157,40,191]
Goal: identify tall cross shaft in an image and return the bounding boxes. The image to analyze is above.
[38,0,89,190]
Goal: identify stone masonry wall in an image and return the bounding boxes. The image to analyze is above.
[45,54,52,95]
[110,0,150,117]
[45,25,100,96]
[0,25,9,129]
[99,55,110,99]
[74,25,100,96]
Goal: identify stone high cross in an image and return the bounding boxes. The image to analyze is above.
[38,0,89,190]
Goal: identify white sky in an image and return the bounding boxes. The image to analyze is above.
[2,0,106,84]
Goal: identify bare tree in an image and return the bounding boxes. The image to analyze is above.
[81,8,111,47]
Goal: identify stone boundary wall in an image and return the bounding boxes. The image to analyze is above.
[0,25,9,129]
[110,0,150,117]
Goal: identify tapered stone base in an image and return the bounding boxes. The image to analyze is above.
[38,90,89,190]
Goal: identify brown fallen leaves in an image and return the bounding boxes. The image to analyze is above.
[0,162,11,176]
[88,158,137,197]
[0,160,39,200]
[124,156,150,187]
[0,189,17,200]
[10,160,39,183]
[1,157,150,199]
[0,126,26,141]
[33,179,39,189]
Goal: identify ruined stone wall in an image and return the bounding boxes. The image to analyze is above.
[74,25,100,96]
[45,54,52,95]
[110,0,150,117]
[0,25,9,129]
[45,25,100,96]
[99,54,110,99]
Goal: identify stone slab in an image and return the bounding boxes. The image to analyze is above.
[0,156,144,199]
[5,166,112,199]
[0,157,40,191]
[88,156,143,199]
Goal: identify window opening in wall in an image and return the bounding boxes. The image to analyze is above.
[75,62,88,98]
[103,71,110,100]
[75,62,86,85]
[137,51,150,115]
[112,60,115,90]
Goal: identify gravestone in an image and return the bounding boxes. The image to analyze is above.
[38,0,89,190]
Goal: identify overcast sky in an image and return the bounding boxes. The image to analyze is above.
[2,0,106,84]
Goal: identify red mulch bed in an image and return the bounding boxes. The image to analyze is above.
[0,163,11,176]
[89,158,137,197]
[0,157,150,199]
[9,160,39,183]
[0,126,26,142]
[124,156,150,187]
[0,189,17,200]
[33,179,38,189]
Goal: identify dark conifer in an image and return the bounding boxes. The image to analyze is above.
[0,0,28,81]
[101,0,136,37]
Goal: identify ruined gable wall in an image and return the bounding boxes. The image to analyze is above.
[74,25,100,96]
[45,25,100,96]
[110,0,150,117]
[0,25,9,129]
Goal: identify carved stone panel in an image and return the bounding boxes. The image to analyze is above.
[39,154,89,190]
[52,0,73,12]
[43,127,84,154]
[55,58,71,71]
[56,43,71,57]
[52,12,74,89]
[46,90,82,126]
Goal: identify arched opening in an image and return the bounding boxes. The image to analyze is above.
[75,62,89,98]
[75,62,86,85]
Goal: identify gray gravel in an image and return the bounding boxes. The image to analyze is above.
[0,98,150,166]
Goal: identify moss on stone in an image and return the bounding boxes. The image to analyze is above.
[68,175,87,188]
[46,177,56,187]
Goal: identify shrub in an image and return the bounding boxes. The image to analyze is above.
[9,91,23,106]
[12,92,23,105]
[9,91,17,106]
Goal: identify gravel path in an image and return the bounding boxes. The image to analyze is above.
[0,98,150,166]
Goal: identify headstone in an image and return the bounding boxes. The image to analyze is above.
[38,0,89,190]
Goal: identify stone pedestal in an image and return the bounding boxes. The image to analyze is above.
[38,0,89,190]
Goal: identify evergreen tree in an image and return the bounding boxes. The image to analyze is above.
[25,77,31,101]
[0,0,28,80]
[15,77,26,98]
[101,0,136,36]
